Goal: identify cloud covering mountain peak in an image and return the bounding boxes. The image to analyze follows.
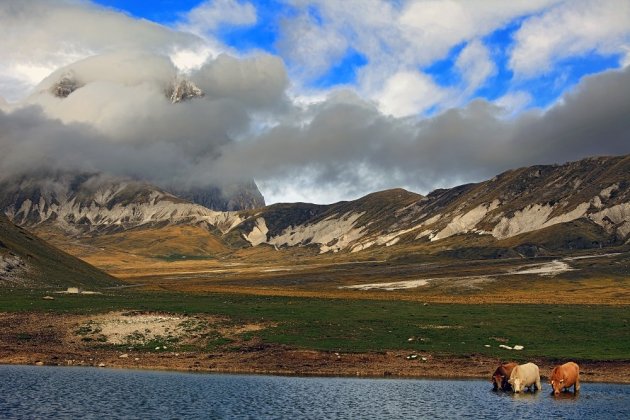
[0,1,629,205]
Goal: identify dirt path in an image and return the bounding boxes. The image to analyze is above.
[1,312,628,383]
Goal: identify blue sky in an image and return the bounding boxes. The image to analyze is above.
[92,0,628,114]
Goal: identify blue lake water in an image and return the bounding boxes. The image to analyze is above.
[0,365,628,419]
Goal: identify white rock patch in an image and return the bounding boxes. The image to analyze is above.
[510,260,574,276]
[600,183,619,199]
[340,279,429,291]
[432,200,499,241]
[268,212,366,253]
[351,223,426,252]
[244,217,269,246]
[589,202,630,237]
[492,204,554,239]
[492,202,590,240]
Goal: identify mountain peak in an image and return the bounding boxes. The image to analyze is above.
[166,78,204,104]
[50,71,83,98]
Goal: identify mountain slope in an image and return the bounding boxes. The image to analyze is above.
[231,155,629,254]
[0,213,121,289]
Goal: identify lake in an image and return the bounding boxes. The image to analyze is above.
[0,365,628,419]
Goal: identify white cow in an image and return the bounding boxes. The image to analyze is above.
[508,362,542,393]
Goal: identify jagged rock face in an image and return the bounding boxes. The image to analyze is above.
[166,79,204,103]
[170,181,265,212]
[50,71,83,98]
[0,172,243,235]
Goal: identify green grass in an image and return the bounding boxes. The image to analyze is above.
[2,290,628,361]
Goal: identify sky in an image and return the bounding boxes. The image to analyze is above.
[0,0,629,204]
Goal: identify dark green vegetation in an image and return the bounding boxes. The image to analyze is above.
[0,214,120,289]
[2,290,628,361]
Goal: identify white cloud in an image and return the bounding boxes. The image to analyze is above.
[277,12,350,80]
[376,71,449,117]
[170,46,216,73]
[277,0,559,115]
[510,0,630,78]
[494,91,533,115]
[178,0,257,36]
[0,0,205,101]
[455,39,496,94]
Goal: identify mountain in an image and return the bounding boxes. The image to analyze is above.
[165,78,204,103]
[233,189,423,253]
[44,70,265,212]
[168,181,265,212]
[49,71,205,104]
[0,171,244,235]
[230,155,629,254]
[49,71,83,98]
[1,155,628,258]
[0,213,120,289]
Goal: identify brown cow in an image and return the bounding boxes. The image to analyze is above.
[492,362,518,391]
[549,362,580,395]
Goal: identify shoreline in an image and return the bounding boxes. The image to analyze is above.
[2,349,629,384]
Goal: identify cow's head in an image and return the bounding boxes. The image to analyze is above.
[550,367,564,395]
[550,378,564,395]
[492,374,503,390]
[509,377,522,393]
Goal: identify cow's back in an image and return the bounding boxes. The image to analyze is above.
[502,362,518,378]
[561,362,579,383]
[517,362,539,384]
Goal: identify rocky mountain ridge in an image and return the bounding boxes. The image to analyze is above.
[1,155,628,255]
[0,172,246,235]
[229,155,629,254]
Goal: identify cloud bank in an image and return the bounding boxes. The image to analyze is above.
[1,51,628,203]
[0,0,629,204]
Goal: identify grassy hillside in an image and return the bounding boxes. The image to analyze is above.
[0,214,121,289]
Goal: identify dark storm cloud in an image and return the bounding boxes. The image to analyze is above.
[209,66,630,200]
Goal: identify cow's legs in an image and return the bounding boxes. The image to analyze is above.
[535,378,541,391]
[574,379,580,393]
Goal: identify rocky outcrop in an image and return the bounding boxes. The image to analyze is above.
[165,78,204,103]
[50,71,83,98]
[170,181,265,212]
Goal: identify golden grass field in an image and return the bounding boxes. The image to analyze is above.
[34,225,630,305]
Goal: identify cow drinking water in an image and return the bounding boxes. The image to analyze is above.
[549,362,580,395]
[491,362,518,391]
[508,362,542,393]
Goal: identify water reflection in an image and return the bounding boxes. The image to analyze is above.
[551,391,579,401]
